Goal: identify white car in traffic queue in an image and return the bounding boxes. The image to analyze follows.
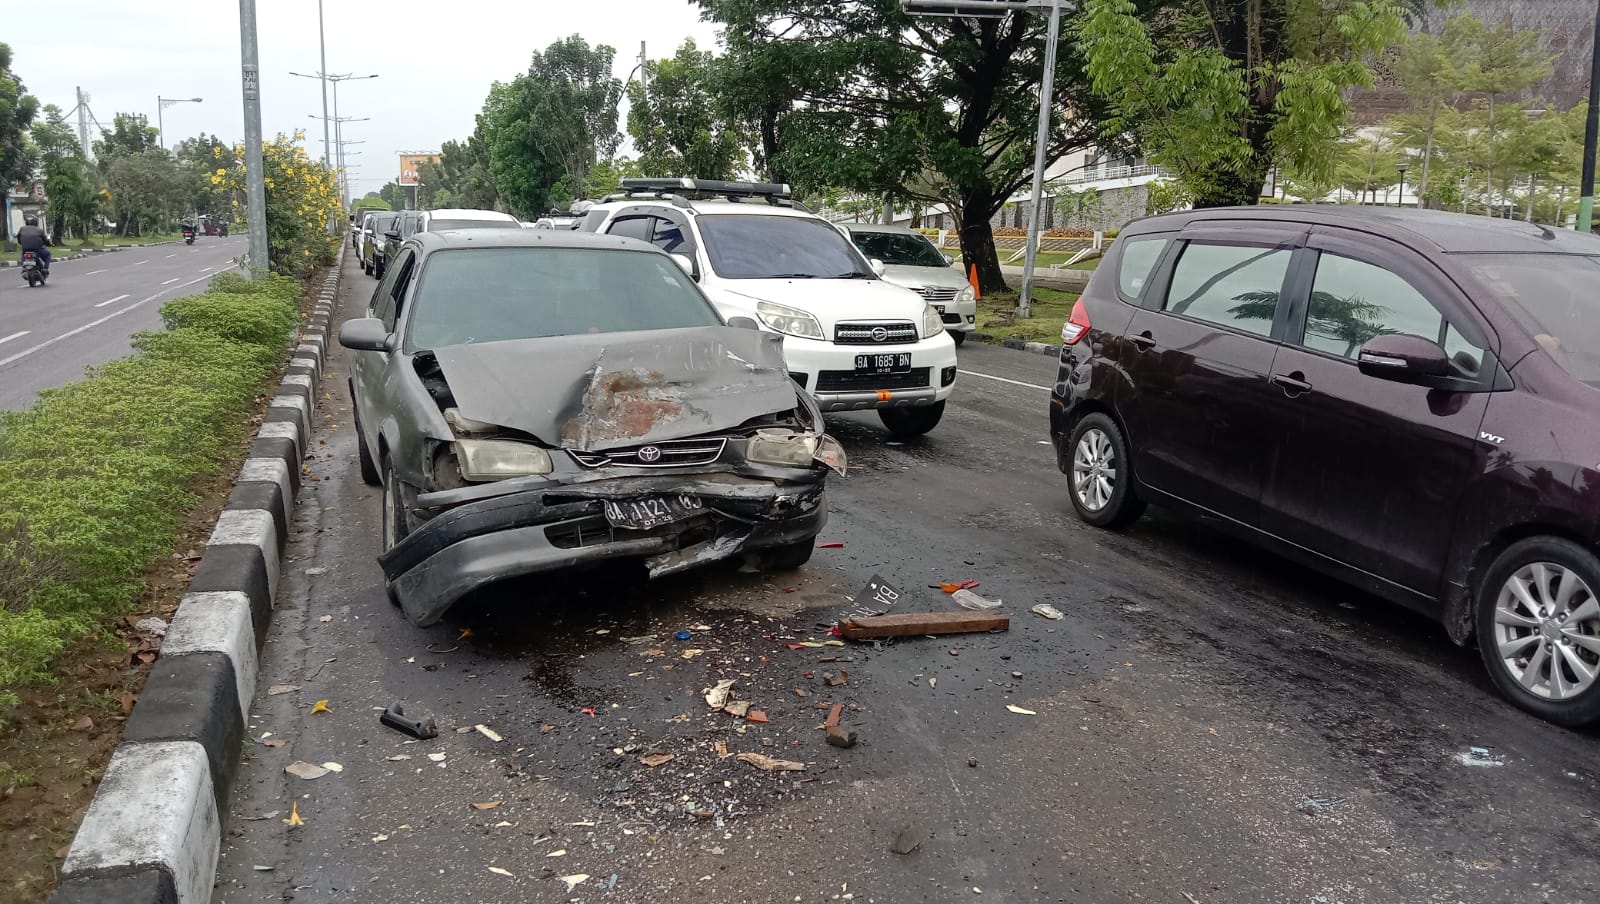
[843,223,977,346]
[579,178,959,439]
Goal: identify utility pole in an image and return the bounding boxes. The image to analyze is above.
[1578,0,1600,232]
[1018,0,1062,318]
[239,0,269,276]
[316,0,331,168]
[76,87,91,159]
[639,41,649,102]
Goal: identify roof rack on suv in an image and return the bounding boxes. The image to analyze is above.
[605,177,813,212]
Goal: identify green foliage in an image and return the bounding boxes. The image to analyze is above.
[0,42,41,224]
[582,156,640,200]
[0,277,300,713]
[1077,0,1406,207]
[1144,179,1193,215]
[628,40,745,180]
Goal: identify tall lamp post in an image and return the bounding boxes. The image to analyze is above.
[1395,161,1410,209]
[1579,0,1600,232]
[292,72,378,206]
[157,96,203,149]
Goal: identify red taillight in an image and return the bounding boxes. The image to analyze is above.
[1061,297,1092,346]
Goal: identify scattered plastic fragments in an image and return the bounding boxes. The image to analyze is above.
[704,679,736,709]
[818,542,845,548]
[1299,796,1346,814]
[284,762,329,780]
[952,589,1002,610]
[1455,747,1505,767]
[736,752,806,772]
[937,580,981,594]
[674,630,694,641]
[1030,603,1064,620]
[559,875,591,892]
[1006,705,1037,715]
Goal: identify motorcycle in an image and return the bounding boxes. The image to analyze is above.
[183,227,196,245]
[20,252,47,287]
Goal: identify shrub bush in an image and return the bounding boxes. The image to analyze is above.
[0,276,302,713]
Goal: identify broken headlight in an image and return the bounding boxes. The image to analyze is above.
[453,439,553,481]
[746,429,848,476]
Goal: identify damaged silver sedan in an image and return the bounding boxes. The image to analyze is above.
[339,229,846,626]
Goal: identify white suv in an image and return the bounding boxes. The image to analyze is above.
[581,179,959,438]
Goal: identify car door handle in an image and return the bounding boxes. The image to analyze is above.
[1271,372,1313,396]
[1130,331,1156,350]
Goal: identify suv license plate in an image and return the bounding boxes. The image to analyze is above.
[855,353,912,375]
[603,495,704,531]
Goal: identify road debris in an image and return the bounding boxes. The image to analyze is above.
[321,762,343,773]
[675,630,694,641]
[472,801,503,810]
[724,700,751,718]
[825,703,844,728]
[309,699,331,715]
[890,824,925,855]
[559,875,591,892]
[1006,704,1037,715]
[1030,603,1064,620]
[284,762,329,780]
[640,752,675,768]
[134,616,169,636]
[737,752,807,772]
[1299,796,1347,815]
[704,678,736,708]
[282,802,304,826]
[821,670,849,687]
[840,573,902,624]
[379,702,438,739]
[266,684,300,696]
[937,580,981,593]
[261,739,286,748]
[427,752,447,763]
[1455,747,1506,768]
[474,724,504,743]
[952,589,1002,610]
[826,725,858,748]
[488,866,514,877]
[817,541,845,548]
[840,612,1009,639]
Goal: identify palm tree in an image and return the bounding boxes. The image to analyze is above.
[1230,290,1394,356]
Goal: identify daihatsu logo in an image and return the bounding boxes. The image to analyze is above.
[871,327,889,342]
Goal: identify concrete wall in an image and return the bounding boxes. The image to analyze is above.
[991,184,1150,234]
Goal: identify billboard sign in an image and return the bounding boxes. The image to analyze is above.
[399,154,440,186]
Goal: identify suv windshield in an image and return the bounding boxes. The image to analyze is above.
[428,219,511,231]
[850,230,947,268]
[1458,253,1600,384]
[698,215,872,279]
[408,248,721,349]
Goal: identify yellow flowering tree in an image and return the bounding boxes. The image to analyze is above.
[213,133,341,279]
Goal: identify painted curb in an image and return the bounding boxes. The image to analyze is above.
[49,246,346,904]
[971,332,1061,358]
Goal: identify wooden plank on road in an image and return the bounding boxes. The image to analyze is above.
[839,612,1009,639]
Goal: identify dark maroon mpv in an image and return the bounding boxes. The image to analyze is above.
[1049,206,1600,726]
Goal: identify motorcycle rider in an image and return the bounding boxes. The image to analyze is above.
[17,215,51,273]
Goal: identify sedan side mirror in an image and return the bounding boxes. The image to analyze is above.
[869,258,886,277]
[727,316,760,331]
[340,317,395,352]
[1357,333,1449,383]
[670,253,698,281]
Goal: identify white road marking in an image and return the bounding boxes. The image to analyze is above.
[198,267,213,273]
[85,269,107,276]
[161,277,181,285]
[95,293,132,308]
[165,253,177,258]
[960,368,1051,392]
[135,260,149,265]
[0,269,235,369]
[0,331,30,346]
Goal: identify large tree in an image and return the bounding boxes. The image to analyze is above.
[32,105,93,242]
[628,40,745,181]
[1077,0,1407,208]
[696,0,1112,294]
[0,42,41,241]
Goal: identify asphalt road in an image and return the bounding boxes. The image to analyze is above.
[0,236,247,410]
[215,252,1600,904]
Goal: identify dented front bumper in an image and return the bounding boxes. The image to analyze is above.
[377,471,827,626]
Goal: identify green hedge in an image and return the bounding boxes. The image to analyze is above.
[0,275,301,713]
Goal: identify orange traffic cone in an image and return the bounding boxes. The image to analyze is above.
[968,263,982,300]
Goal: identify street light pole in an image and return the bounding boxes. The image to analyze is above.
[316,0,330,167]
[1018,0,1062,318]
[156,96,203,149]
[1578,0,1600,232]
[238,0,268,277]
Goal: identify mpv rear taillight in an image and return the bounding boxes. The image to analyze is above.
[1061,297,1092,346]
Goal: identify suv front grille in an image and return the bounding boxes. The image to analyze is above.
[835,321,919,345]
[567,438,727,469]
[815,368,931,392]
[913,286,960,304]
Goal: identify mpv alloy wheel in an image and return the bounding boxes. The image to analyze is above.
[1065,413,1145,529]
[1477,537,1600,726]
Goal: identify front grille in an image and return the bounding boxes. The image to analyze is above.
[568,438,727,469]
[834,321,918,345]
[941,312,963,325]
[913,286,960,304]
[815,367,931,393]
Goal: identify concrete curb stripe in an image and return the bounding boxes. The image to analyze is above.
[258,421,302,456]
[162,592,259,723]
[283,372,313,389]
[61,741,219,904]
[208,489,282,604]
[239,457,292,503]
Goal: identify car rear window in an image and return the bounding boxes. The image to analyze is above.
[407,248,722,349]
[428,219,512,231]
[1116,236,1168,300]
[1457,252,1600,384]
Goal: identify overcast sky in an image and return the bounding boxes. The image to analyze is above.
[17,1,721,193]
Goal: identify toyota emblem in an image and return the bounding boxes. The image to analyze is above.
[870,327,889,342]
[636,445,663,463]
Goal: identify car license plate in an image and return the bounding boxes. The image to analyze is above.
[934,305,946,314]
[603,495,704,530]
[854,353,912,375]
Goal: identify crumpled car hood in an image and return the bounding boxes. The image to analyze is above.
[432,326,799,452]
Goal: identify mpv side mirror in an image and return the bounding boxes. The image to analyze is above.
[386,230,402,240]
[943,254,955,267]
[1357,333,1449,383]
[340,317,394,352]
[727,316,759,331]
[869,258,886,277]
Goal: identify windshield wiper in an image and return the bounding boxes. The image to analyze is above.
[829,272,873,279]
[765,273,819,279]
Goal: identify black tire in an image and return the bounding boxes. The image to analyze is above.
[375,258,385,279]
[364,258,374,276]
[1475,536,1600,727]
[950,330,967,346]
[1066,412,1146,529]
[380,457,414,553]
[878,401,945,439]
[352,393,382,487]
[758,540,815,571]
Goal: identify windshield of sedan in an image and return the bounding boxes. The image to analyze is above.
[407,248,722,349]
[427,218,514,231]
[698,214,872,279]
[850,230,949,268]
[1457,253,1600,384]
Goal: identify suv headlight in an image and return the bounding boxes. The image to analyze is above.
[957,285,975,305]
[745,428,848,476]
[756,301,825,340]
[920,304,944,339]
[453,440,553,481]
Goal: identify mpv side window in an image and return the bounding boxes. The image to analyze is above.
[608,216,654,243]
[1116,236,1167,301]
[1303,253,1483,377]
[651,215,695,257]
[1164,242,1291,338]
